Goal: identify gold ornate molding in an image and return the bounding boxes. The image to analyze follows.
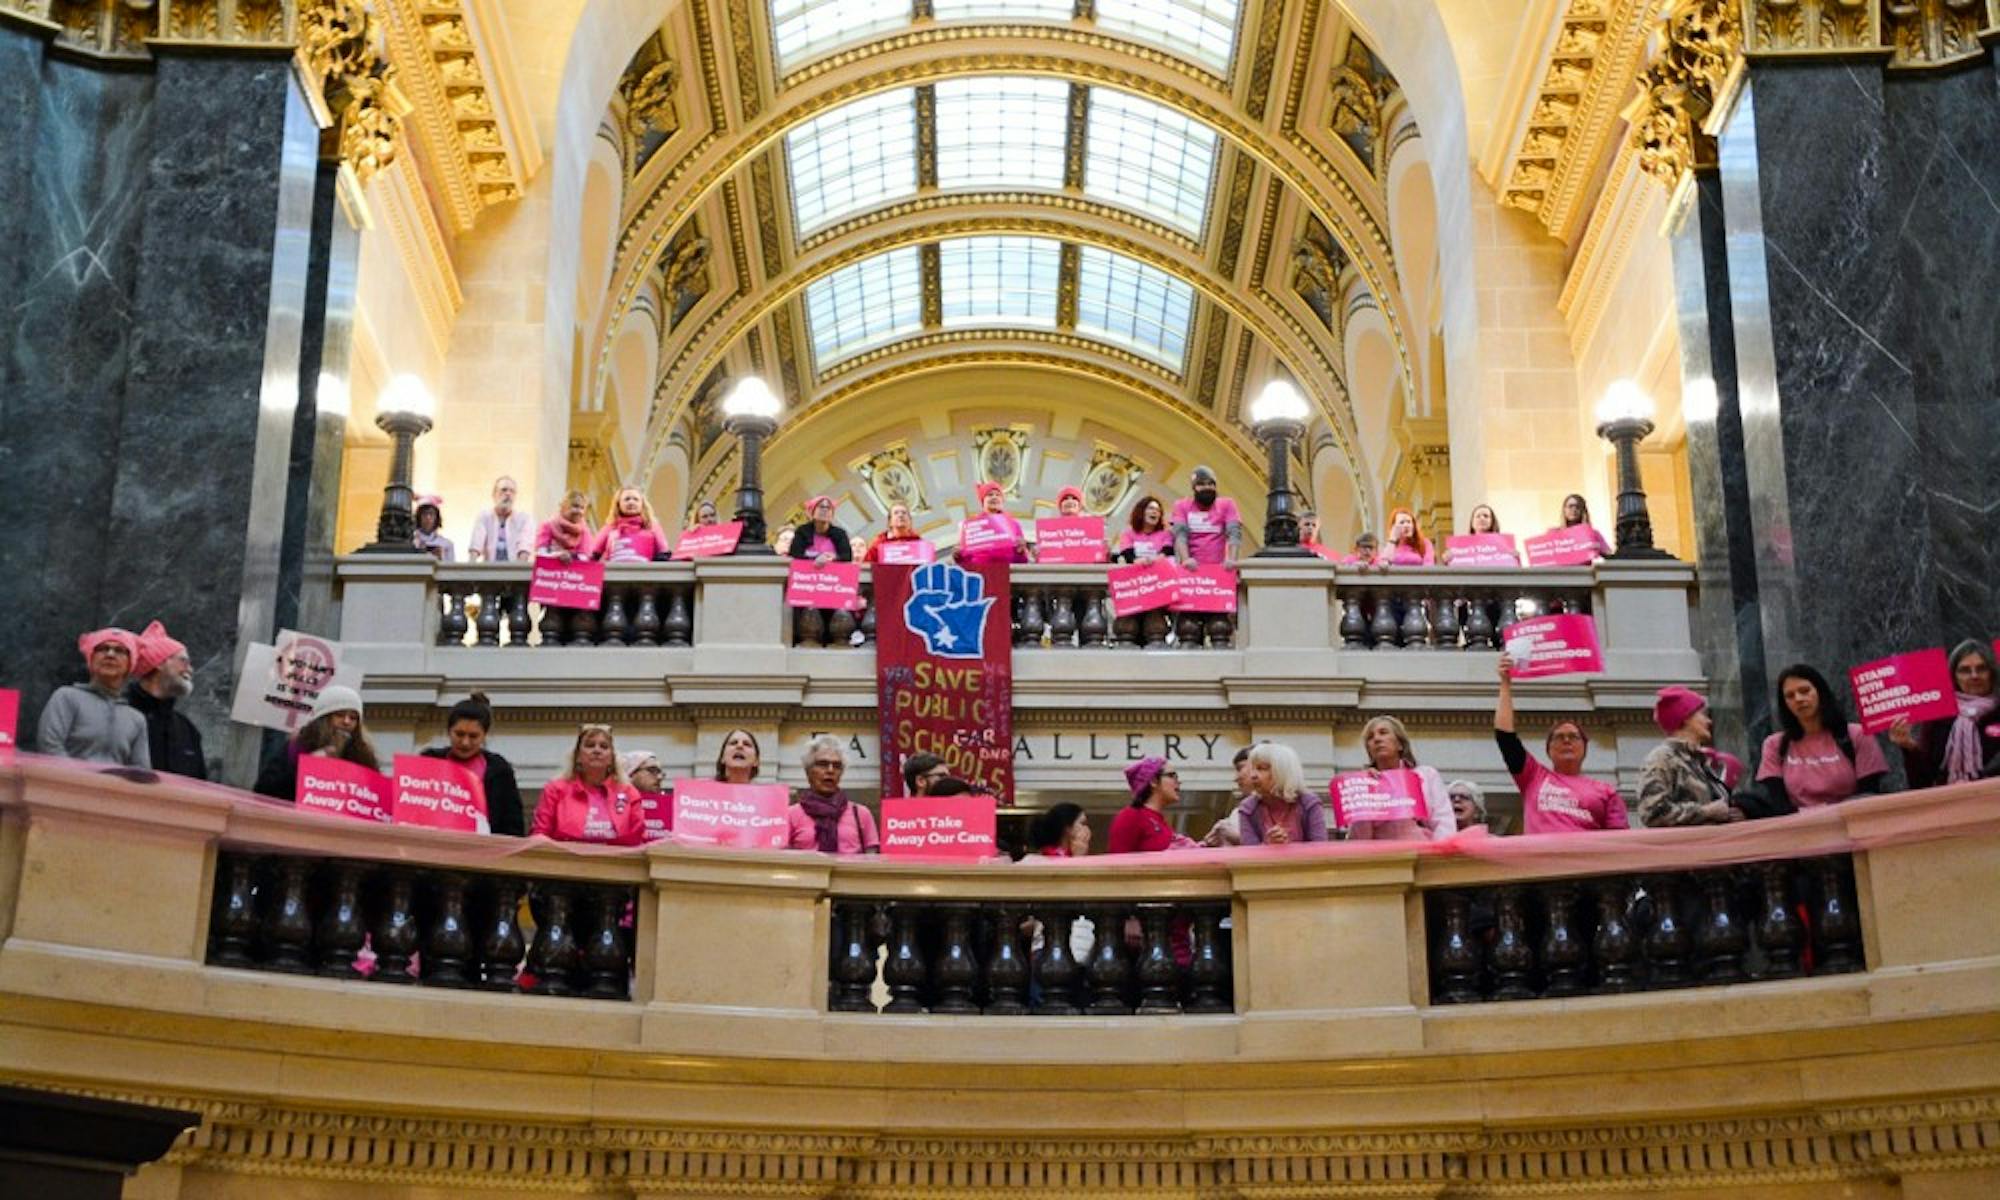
[298,0,411,193]
[1623,0,1744,203]
[375,0,526,231]
[1494,0,1657,244]
[1742,0,2000,67]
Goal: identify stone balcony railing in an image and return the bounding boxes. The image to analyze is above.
[2,759,1998,1196]
[331,556,1702,802]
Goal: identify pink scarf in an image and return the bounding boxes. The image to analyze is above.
[544,512,588,553]
[1944,692,1998,783]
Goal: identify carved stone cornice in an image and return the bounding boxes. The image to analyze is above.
[375,0,529,232]
[298,0,411,192]
[1742,0,1998,68]
[17,1081,2000,1198]
[1493,0,1657,244]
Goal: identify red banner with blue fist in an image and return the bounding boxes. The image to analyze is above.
[874,562,1014,803]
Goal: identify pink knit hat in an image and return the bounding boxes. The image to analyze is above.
[1124,756,1167,800]
[1056,486,1085,509]
[78,627,139,668]
[975,481,1004,504]
[133,620,188,677]
[1653,685,1707,736]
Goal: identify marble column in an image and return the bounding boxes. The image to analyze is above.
[1686,54,2000,729]
[0,38,324,785]
[1672,171,1769,751]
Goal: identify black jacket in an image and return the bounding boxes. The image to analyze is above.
[124,682,208,781]
[420,746,525,836]
[788,522,854,562]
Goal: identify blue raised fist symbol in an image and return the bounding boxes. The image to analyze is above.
[904,563,994,658]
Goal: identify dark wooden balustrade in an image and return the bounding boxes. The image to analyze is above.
[207,851,637,1000]
[827,899,1233,1015]
[795,580,1237,649]
[437,574,694,648]
[1338,585,1592,650]
[1424,855,1863,1004]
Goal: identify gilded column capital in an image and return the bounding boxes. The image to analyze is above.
[1624,0,1743,197]
[1740,0,1993,67]
[298,0,409,191]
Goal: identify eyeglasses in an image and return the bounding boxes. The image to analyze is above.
[809,759,844,770]
[1161,770,1179,779]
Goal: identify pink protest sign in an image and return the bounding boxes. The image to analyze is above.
[1329,769,1428,827]
[1445,533,1521,567]
[786,560,862,609]
[669,779,790,849]
[958,515,1017,558]
[1108,560,1180,616]
[529,556,605,610]
[880,795,998,859]
[1524,527,1606,567]
[1503,614,1606,679]
[390,753,489,834]
[296,756,393,824]
[671,521,743,559]
[1034,516,1108,564]
[875,538,936,565]
[1850,649,1959,734]
[0,688,17,749]
[1171,565,1239,614]
[636,791,673,841]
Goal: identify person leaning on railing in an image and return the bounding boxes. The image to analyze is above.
[1494,655,1629,833]
[253,685,377,801]
[532,724,644,845]
[1023,802,1092,859]
[1233,742,1330,845]
[1378,507,1434,566]
[1548,493,1612,559]
[1170,466,1241,570]
[1887,639,2000,788]
[1637,687,1743,826]
[586,487,670,563]
[786,735,879,854]
[862,503,928,563]
[536,490,596,561]
[957,482,1031,565]
[419,692,524,836]
[37,627,150,768]
[1109,757,1200,852]
[787,495,853,565]
[1345,717,1457,841]
[1754,665,1888,814]
[1113,494,1174,563]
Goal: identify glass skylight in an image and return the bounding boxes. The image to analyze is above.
[931,0,1074,20]
[938,236,1063,328]
[933,77,1070,192]
[1093,0,1239,73]
[769,0,912,71]
[1084,88,1218,237]
[804,247,925,368]
[785,89,918,234]
[1074,246,1194,371]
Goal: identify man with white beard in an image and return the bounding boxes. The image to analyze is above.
[126,620,207,780]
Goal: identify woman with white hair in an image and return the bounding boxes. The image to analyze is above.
[1446,779,1489,836]
[786,734,879,854]
[1233,742,1329,845]
[1347,716,1458,842]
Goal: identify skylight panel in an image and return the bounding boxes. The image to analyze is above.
[933,77,1070,192]
[804,248,926,368]
[1093,0,1239,73]
[769,0,912,71]
[931,0,1074,20]
[785,89,919,234]
[938,236,1062,328]
[1084,88,1218,237]
[1074,246,1194,371]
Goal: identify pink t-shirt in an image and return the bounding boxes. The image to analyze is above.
[1169,496,1241,565]
[958,513,1026,565]
[1382,541,1435,566]
[1115,527,1175,560]
[807,532,837,560]
[1756,725,1886,808]
[1512,755,1629,833]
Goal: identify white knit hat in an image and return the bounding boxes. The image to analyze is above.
[309,684,364,723]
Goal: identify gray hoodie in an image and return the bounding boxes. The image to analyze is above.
[36,683,151,768]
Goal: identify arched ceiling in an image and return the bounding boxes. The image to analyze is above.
[576,0,1434,533]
